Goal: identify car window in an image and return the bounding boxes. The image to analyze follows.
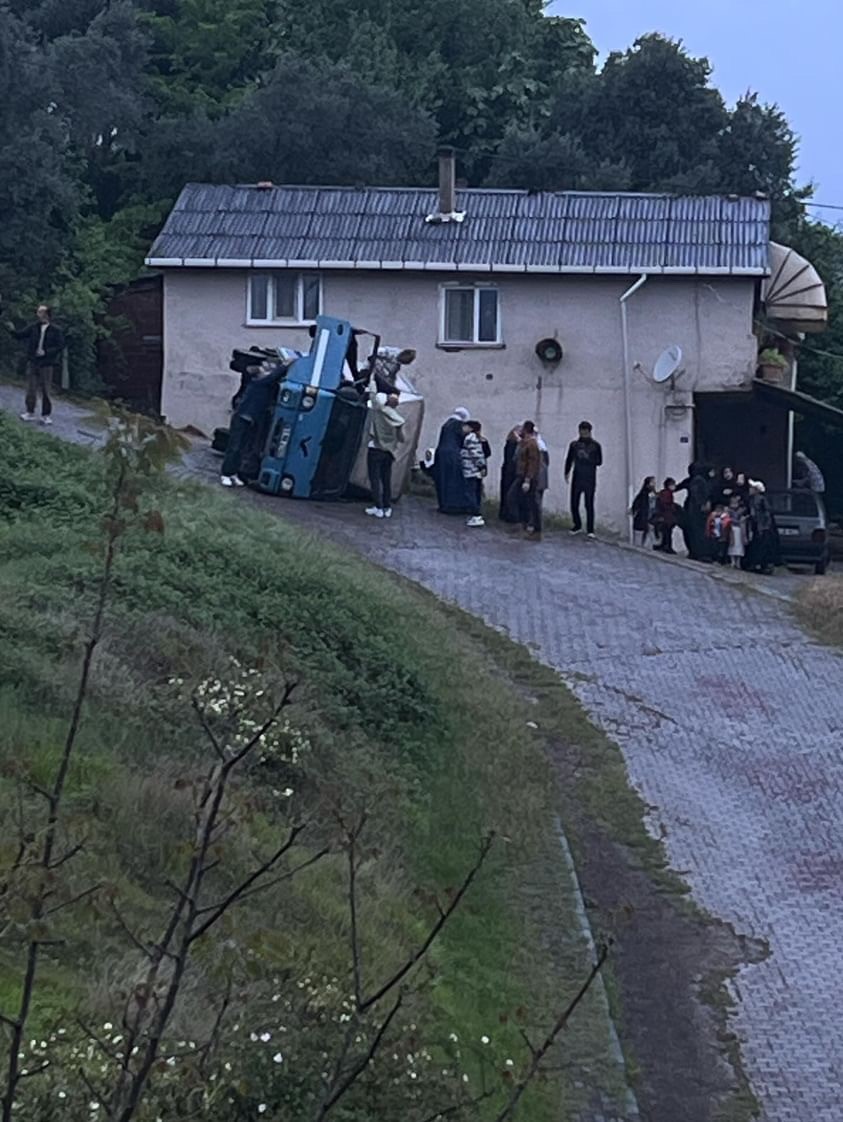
[768,492,819,516]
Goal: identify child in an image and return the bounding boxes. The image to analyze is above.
[631,476,657,548]
[653,478,678,553]
[460,419,487,528]
[727,494,746,569]
[706,503,732,565]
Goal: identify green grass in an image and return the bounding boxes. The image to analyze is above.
[794,573,843,646]
[0,416,634,1120]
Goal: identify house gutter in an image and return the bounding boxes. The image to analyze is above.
[620,274,649,544]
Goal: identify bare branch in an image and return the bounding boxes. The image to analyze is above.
[111,902,152,958]
[189,823,306,942]
[192,846,329,935]
[44,883,102,917]
[197,975,233,1075]
[190,696,225,761]
[518,1028,538,1060]
[360,833,496,1012]
[315,993,403,1121]
[493,943,610,1122]
[48,837,88,870]
[224,682,297,771]
[77,1019,122,1064]
[347,816,367,1009]
[17,1063,49,1080]
[418,1088,496,1122]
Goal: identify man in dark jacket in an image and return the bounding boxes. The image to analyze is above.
[564,421,603,537]
[220,363,286,486]
[9,304,65,424]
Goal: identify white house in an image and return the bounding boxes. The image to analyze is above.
[146,153,830,530]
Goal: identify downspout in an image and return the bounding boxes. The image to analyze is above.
[620,274,648,543]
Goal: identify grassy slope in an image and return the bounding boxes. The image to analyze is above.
[0,416,630,1120]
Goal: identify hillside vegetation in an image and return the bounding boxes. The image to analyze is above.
[0,414,630,1120]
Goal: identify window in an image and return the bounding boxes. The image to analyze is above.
[440,285,501,345]
[247,272,321,324]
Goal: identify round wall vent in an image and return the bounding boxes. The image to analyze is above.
[535,338,563,364]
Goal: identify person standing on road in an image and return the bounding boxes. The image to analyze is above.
[220,362,286,486]
[499,423,523,522]
[564,420,602,538]
[508,420,543,540]
[365,386,405,520]
[7,304,65,425]
[433,407,472,514]
[793,450,826,494]
[746,480,779,574]
[682,462,712,561]
[653,478,679,553]
[460,419,487,528]
[631,475,657,548]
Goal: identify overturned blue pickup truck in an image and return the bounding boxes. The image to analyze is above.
[214,315,424,503]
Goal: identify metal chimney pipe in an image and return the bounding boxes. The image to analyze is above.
[438,147,456,216]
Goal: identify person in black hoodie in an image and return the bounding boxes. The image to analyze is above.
[7,304,65,424]
[682,462,712,561]
[564,420,603,537]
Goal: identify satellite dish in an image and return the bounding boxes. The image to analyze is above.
[653,345,684,384]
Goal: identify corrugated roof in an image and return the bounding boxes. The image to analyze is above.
[146,184,772,275]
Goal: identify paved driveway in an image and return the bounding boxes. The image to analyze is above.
[4,388,843,1119]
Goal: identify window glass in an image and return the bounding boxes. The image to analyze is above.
[302,273,321,320]
[478,288,499,342]
[249,275,268,320]
[273,274,297,319]
[444,289,474,342]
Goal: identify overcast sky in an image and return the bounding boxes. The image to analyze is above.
[549,0,839,224]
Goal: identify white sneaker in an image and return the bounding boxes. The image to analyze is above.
[40,417,53,426]
[383,508,393,519]
[231,474,245,487]
[466,515,485,527]
[365,506,380,517]
[220,475,236,487]
[20,413,36,422]
[587,532,597,540]
[569,527,581,535]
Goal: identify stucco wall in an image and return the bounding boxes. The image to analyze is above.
[161,268,758,530]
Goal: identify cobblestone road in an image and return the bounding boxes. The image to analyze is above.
[237,479,843,1122]
[4,389,842,1119]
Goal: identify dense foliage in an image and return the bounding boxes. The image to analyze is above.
[1,0,841,449]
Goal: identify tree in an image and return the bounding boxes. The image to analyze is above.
[215,55,438,187]
[569,34,728,192]
[47,2,152,217]
[0,7,80,305]
[140,0,277,116]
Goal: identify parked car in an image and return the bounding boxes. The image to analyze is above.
[768,490,831,575]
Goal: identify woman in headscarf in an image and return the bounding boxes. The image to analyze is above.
[683,462,712,561]
[433,407,472,514]
[746,480,779,574]
[499,423,523,522]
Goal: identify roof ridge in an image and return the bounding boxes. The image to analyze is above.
[179,182,770,203]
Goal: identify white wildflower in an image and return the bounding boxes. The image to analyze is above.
[272,1052,283,1064]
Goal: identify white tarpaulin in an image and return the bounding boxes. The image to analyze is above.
[349,370,425,502]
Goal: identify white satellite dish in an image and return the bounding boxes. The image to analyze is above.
[653,345,684,384]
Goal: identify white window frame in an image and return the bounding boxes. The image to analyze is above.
[438,283,502,347]
[246,271,322,326]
